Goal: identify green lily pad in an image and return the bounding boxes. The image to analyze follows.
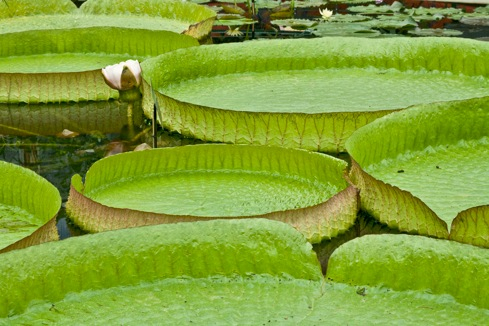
[0,161,60,253]
[142,37,489,153]
[3,219,489,323]
[325,14,372,23]
[0,0,76,18]
[313,21,380,37]
[460,16,489,26]
[0,0,217,104]
[348,1,405,14]
[327,233,489,309]
[80,0,217,40]
[346,97,489,230]
[0,27,198,103]
[329,0,372,3]
[408,28,463,37]
[66,144,358,244]
[214,17,255,26]
[364,15,418,30]
[0,218,323,318]
[475,4,489,14]
[272,18,319,29]
[407,7,462,17]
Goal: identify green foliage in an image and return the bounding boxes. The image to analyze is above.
[0,161,60,251]
[0,0,76,18]
[346,97,489,227]
[327,234,489,309]
[0,219,322,317]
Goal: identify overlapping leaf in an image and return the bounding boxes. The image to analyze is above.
[0,161,60,253]
[450,205,489,248]
[327,234,489,309]
[346,97,489,238]
[3,221,489,324]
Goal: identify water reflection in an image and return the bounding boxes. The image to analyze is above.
[0,101,147,238]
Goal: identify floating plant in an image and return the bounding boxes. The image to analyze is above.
[312,21,381,37]
[1,0,489,323]
[0,0,214,104]
[408,27,463,37]
[141,37,489,153]
[271,18,319,30]
[348,1,405,14]
[0,161,60,253]
[346,97,489,234]
[66,144,358,244]
[2,219,489,323]
[327,233,489,309]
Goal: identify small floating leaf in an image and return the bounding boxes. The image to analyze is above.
[408,28,463,37]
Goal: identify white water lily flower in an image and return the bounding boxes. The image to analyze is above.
[225,26,244,37]
[319,8,333,20]
[101,59,142,91]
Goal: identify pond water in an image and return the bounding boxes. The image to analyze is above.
[1,0,488,238]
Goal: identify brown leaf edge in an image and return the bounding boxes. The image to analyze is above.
[348,159,448,239]
[66,174,358,244]
[449,205,489,248]
[0,216,59,254]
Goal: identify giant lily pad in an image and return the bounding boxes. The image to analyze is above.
[141,37,489,153]
[327,234,489,309]
[0,161,60,253]
[0,219,322,318]
[0,0,216,103]
[346,96,489,236]
[3,219,489,323]
[66,144,358,243]
[0,0,76,17]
